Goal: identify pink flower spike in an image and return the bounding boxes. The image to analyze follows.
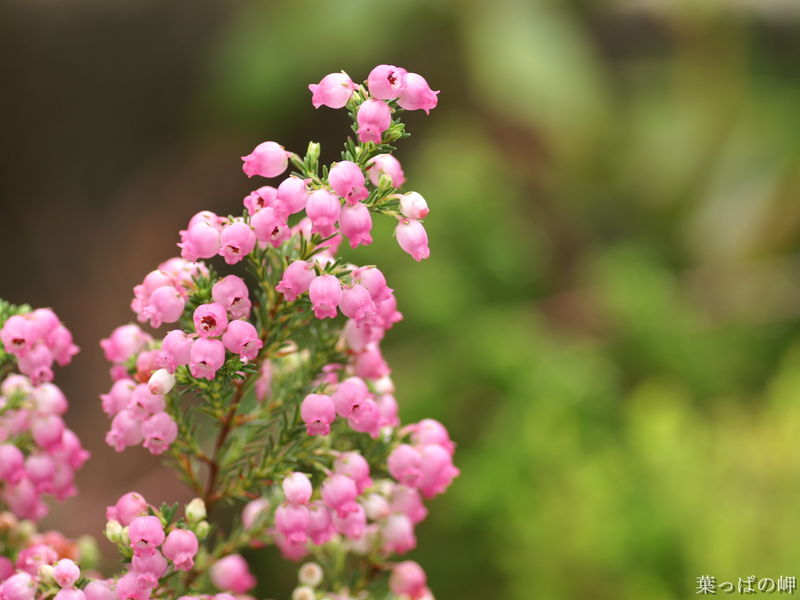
[142,412,178,455]
[328,161,368,204]
[189,338,225,380]
[309,275,342,319]
[128,515,165,557]
[241,141,289,178]
[300,393,336,436]
[162,529,199,571]
[395,218,430,261]
[276,260,316,302]
[221,320,263,362]
[192,304,228,338]
[339,203,373,249]
[356,99,391,144]
[397,72,439,114]
[308,72,356,109]
[367,64,408,100]
[366,154,405,188]
[305,189,341,237]
[219,221,256,265]
[399,191,429,220]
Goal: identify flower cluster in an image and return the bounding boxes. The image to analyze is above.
[0,64,455,600]
[0,304,88,522]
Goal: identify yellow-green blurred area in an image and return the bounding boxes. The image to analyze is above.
[3,0,800,598]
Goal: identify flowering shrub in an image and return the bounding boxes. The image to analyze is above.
[0,65,457,600]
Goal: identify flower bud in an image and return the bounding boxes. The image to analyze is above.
[194,520,210,541]
[185,498,206,523]
[298,562,324,587]
[104,520,123,544]
[147,369,175,395]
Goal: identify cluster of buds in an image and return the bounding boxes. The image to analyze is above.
[0,306,88,522]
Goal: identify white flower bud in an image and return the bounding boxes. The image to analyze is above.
[298,562,324,587]
[185,498,207,523]
[148,368,176,395]
[104,520,123,544]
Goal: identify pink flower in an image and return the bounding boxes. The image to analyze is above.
[131,550,167,588]
[353,343,390,380]
[367,65,408,100]
[275,502,310,544]
[100,324,151,364]
[276,260,316,302]
[250,206,288,245]
[162,529,198,571]
[212,276,251,319]
[1,315,34,356]
[366,154,405,188]
[332,502,366,540]
[395,218,430,261]
[334,451,372,494]
[221,320,263,361]
[397,73,439,114]
[282,472,313,505]
[193,304,228,338]
[242,498,270,530]
[0,573,35,600]
[339,203,373,248]
[390,561,429,599]
[321,474,359,518]
[54,589,86,600]
[382,513,416,554]
[307,502,334,545]
[390,485,428,524]
[399,191,429,220]
[189,338,226,380]
[308,72,355,109]
[300,393,336,436]
[409,418,455,455]
[243,185,277,215]
[275,176,310,218]
[308,275,342,320]
[0,444,25,484]
[241,141,289,178]
[348,397,381,437]
[32,414,64,449]
[106,410,143,452]
[128,384,165,417]
[178,222,220,261]
[377,393,400,428]
[15,544,56,574]
[106,491,148,526]
[331,377,369,419]
[219,222,256,265]
[18,345,53,384]
[417,443,460,498]
[128,516,165,557]
[305,189,341,237]
[328,161,368,204]
[356,99,391,144]
[53,558,80,588]
[387,444,422,487]
[353,266,393,303]
[47,325,79,366]
[340,284,376,324]
[158,330,193,371]
[115,572,151,600]
[210,555,256,594]
[83,582,115,600]
[142,412,178,455]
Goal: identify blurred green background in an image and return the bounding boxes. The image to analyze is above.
[3,0,800,598]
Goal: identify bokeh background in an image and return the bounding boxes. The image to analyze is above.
[3,0,800,598]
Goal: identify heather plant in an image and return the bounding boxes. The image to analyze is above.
[0,65,456,600]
